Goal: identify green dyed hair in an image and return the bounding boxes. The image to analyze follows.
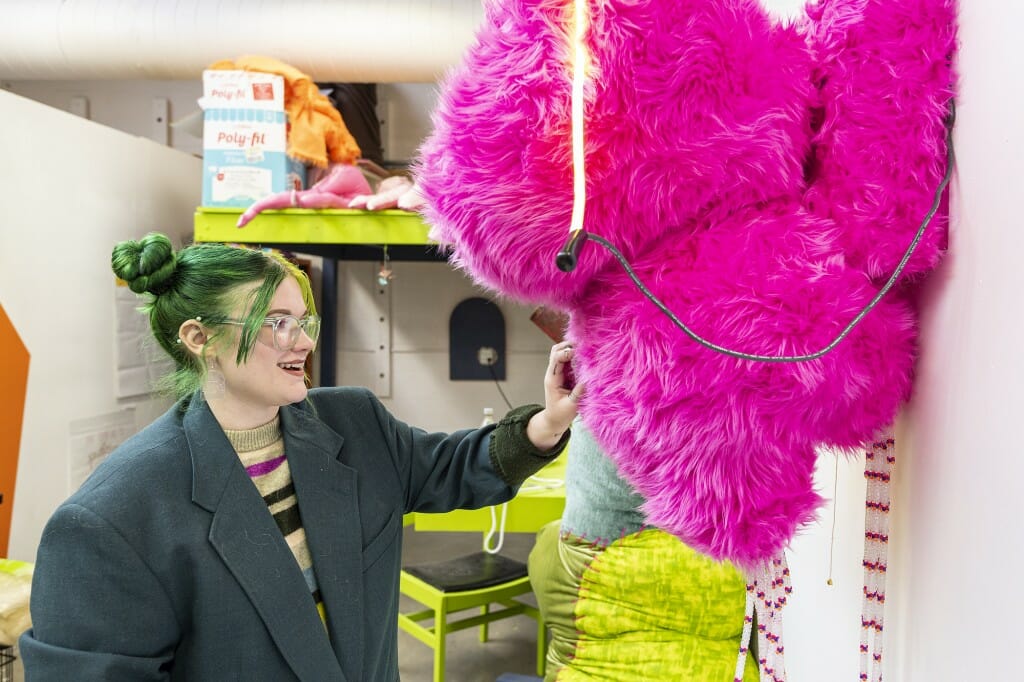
[111,233,317,400]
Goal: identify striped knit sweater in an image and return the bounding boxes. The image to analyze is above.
[223,417,327,626]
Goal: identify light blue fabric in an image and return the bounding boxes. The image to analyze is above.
[560,420,647,544]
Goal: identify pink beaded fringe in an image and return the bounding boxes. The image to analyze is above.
[734,432,894,682]
[735,555,791,682]
[860,434,894,682]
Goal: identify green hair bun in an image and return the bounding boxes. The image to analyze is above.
[111,233,178,295]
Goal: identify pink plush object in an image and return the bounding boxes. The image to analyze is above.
[236,164,372,228]
[418,0,957,567]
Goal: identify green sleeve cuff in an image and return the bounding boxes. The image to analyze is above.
[488,404,570,487]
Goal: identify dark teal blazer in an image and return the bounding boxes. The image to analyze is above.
[20,387,564,681]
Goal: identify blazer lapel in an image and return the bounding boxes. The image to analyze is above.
[280,404,366,682]
[185,400,347,682]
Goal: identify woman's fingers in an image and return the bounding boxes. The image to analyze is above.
[550,341,573,376]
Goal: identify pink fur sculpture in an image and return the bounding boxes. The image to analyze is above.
[417,0,957,567]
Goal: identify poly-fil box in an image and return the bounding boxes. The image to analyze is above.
[200,70,305,207]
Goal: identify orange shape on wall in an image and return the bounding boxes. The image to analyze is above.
[0,303,30,557]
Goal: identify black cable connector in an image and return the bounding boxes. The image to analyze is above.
[556,229,589,272]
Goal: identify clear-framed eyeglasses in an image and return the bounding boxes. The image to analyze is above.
[221,314,321,351]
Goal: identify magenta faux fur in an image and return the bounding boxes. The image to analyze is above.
[418,0,957,567]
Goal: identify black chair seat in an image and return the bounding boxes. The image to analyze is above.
[404,551,529,592]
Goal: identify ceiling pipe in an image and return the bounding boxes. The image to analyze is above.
[0,0,484,82]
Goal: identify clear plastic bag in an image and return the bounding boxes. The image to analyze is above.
[0,559,32,644]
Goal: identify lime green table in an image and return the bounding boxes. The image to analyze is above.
[194,206,434,247]
[412,451,567,533]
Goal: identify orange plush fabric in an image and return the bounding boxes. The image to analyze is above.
[209,55,361,168]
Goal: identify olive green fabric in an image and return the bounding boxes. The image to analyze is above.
[530,521,592,677]
[489,404,570,486]
[529,521,758,681]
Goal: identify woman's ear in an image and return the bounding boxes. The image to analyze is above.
[178,319,208,356]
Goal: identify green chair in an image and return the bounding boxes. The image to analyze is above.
[398,545,547,682]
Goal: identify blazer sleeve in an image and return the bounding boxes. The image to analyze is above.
[19,503,180,681]
[360,392,568,514]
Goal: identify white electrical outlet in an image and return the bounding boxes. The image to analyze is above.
[478,347,498,366]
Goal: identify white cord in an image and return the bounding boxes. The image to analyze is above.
[518,475,565,492]
[483,476,564,553]
[483,503,508,554]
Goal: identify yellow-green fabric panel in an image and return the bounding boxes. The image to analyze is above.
[529,521,758,682]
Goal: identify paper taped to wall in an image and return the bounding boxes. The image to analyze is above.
[68,409,137,493]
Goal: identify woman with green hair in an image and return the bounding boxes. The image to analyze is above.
[20,233,580,681]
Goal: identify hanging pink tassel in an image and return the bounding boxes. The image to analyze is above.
[860,434,894,682]
[736,554,791,682]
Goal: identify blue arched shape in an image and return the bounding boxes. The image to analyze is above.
[449,297,506,381]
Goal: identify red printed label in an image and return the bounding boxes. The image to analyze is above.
[251,82,275,100]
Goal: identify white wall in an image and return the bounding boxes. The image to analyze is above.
[1,79,205,156]
[0,89,200,562]
[336,261,554,433]
[781,3,1024,682]
[884,3,1024,680]
[0,79,438,165]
